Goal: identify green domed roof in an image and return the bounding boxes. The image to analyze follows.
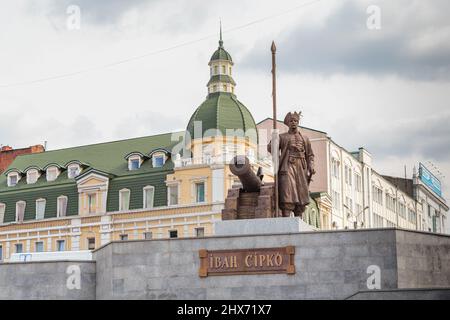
[186,92,258,141]
[210,45,233,63]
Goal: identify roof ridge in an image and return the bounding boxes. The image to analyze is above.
[14,131,182,159]
[232,95,246,132]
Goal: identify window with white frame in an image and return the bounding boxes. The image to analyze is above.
[195,182,205,203]
[128,156,141,171]
[35,199,46,220]
[355,173,362,192]
[398,202,406,218]
[332,190,340,209]
[67,164,81,178]
[119,188,131,211]
[26,169,39,184]
[57,196,68,217]
[408,208,416,223]
[7,172,20,187]
[88,193,97,214]
[152,154,165,168]
[16,201,26,222]
[373,213,384,228]
[0,203,5,223]
[372,185,383,205]
[386,194,396,211]
[35,241,44,252]
[143,186,154,209]
[168,184,179,206]
[46,167,59,182]
[331,159,340,179]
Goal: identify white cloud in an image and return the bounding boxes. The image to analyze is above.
[0,0,449,197]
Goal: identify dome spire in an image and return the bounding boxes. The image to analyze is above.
[219,20,223,48]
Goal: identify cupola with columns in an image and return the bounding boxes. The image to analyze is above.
[207,24,236,95]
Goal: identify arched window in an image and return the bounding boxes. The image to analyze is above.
[222,65,226,74]
[214,65,218,75]
[223,84,227,92]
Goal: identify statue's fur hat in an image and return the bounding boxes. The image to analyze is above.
[283,111,302,126]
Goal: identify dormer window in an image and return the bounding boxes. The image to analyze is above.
[129,156,141,170]
[152,154,165,168]
[26,169,39,184]
[68,164,81,179]
[7,172,20,187]
[46,167,59,182]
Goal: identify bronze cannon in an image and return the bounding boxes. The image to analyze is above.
[229,155,263,192]
[222,156,276,220]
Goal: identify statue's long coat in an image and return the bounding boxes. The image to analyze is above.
[271,130,314,207]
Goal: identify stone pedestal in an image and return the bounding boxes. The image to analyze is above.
[214,216,316,236]
[222,183,275,220]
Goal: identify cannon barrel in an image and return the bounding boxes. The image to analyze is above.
[229,155,262,192]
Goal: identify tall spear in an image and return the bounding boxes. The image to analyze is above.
[271,41,280,217]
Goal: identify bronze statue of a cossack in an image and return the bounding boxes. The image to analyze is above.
[269,111,315,218]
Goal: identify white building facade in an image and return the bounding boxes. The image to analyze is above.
[257,118,449,234]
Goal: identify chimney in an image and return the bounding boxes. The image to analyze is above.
[31,145,45,153]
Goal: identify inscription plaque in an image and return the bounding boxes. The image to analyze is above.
[198,246,295,277]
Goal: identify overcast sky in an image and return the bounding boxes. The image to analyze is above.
[0,0,449,198]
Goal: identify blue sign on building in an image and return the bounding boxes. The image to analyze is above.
[419,163,442,197]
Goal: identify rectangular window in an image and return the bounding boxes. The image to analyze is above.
[27,171,38,184]
[57,240,65,251]
[120,189,131,211]
[332,190,340,209]
[120,234,128,241]
[222,65,226,74]
[0,246,2,261]
[129,158,140,170]
[344,166,349,184]
[355,174,362,192]
[143,187,154,209]
[88,193,97,214]
[35,241,44,252]
[68,166,80,178]
[16,201,26,222]
[398,202,406,218]
[144,232,152,240]
[57,196,68,217]
[195,227,205,237]
[47,168,58,181]
[9,174,18,186]
[87,238,95,250]
[153,155,165,168]
[0,203,5,223]
[169,230,178,238]
[36,199,46,220]
[372,186,383,205]
[15,243,23,254]
[168,185,178,206]
[195,182,205,203]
